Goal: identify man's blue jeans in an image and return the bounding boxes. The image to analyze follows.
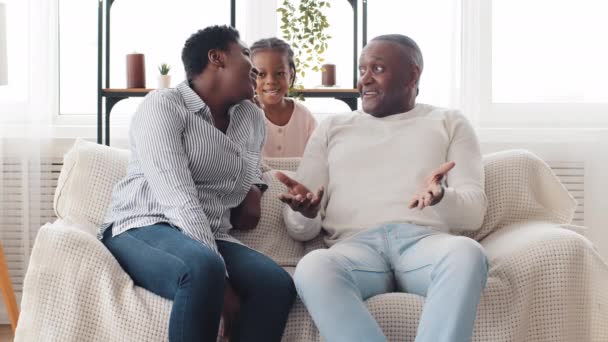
[294,223,488,342]
[102,223,296,342]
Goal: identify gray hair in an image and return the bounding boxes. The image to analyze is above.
[371,34,423,93]
[371,34,423,72]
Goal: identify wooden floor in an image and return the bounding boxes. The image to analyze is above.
[0,325,13,342]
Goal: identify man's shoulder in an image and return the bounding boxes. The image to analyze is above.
[321,111,362,126]
[419,104,468,122]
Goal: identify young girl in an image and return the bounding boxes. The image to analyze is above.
[251,37,317,158]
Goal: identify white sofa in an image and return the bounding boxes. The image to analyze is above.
[15,139,608,341]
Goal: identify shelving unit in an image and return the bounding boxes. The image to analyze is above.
[97,0,367,145]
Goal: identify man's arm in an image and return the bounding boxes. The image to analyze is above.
[283,205,322,241]
[432,112,487,231]
[279,118,332,240]
[132,93,219,254]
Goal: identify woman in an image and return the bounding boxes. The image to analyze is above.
[100,25,296,342]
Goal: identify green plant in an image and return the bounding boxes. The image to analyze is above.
[158,63,171,75]
[277,0,331,91]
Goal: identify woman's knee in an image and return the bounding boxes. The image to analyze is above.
[247,264,296,303]
[268,268,297,304]
[179,246,226,286]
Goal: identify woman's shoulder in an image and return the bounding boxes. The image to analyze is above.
[132,89,185,123]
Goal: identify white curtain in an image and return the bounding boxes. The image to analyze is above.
[0,0,53,322]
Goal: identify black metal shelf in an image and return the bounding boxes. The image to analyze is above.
[98,0,367,145]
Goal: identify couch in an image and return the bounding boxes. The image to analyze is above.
[15,139,608,341]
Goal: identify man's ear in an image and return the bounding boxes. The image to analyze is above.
[208,49,225,68]
[409,64,421,88]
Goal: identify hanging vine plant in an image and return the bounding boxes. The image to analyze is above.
[277,0,331,91]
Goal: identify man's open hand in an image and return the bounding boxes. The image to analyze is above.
[276,171,324,219]
[408,161,455,210]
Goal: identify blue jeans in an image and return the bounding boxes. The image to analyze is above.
[102,223,296,342]
[294,223,488,342]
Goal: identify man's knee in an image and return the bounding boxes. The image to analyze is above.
[445,237,488,276]
[294,249,347,290]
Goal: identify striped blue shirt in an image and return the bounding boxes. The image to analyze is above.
[100,81,266,255]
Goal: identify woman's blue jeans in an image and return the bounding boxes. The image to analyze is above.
[102,223,296,342]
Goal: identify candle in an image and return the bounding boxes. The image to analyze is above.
[321,63,336,87]
[126,53,146,88]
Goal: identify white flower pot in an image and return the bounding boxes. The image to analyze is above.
[157,75,171,89]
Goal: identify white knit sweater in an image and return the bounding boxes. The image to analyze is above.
[284,103,487,245]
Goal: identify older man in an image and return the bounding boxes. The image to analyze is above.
[277,34,488,342]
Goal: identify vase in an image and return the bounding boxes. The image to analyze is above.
[321,63,336,87]
[126,53,146,88]
[157,75,171,89]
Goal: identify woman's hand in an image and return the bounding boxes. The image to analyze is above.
[219,281,240,340]
[408,161,455,210]
[276,171,324,219]
[230,185,262,230]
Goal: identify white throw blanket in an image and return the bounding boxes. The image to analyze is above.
[15,140,608,341]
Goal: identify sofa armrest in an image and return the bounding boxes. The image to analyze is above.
[480,221,596,265]
[17,220,172,342]
[20,221,133,313]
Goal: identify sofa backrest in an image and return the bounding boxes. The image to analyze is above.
[54,139,577,265]
[54,139,130,236]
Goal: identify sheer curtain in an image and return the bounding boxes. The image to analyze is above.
[0,0,53,322]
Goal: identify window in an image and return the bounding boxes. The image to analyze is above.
[58,0,230,116]
[368,0,461,108]
[492,0,608,103]
[275,0,355,116]
[58,0,97,115]
[0,0,28,109]
[54,0,608,128]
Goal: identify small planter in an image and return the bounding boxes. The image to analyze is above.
[157,75,171,89]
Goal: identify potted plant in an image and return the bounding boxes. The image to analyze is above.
[157,63,171,89]
[277,0,331,91]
